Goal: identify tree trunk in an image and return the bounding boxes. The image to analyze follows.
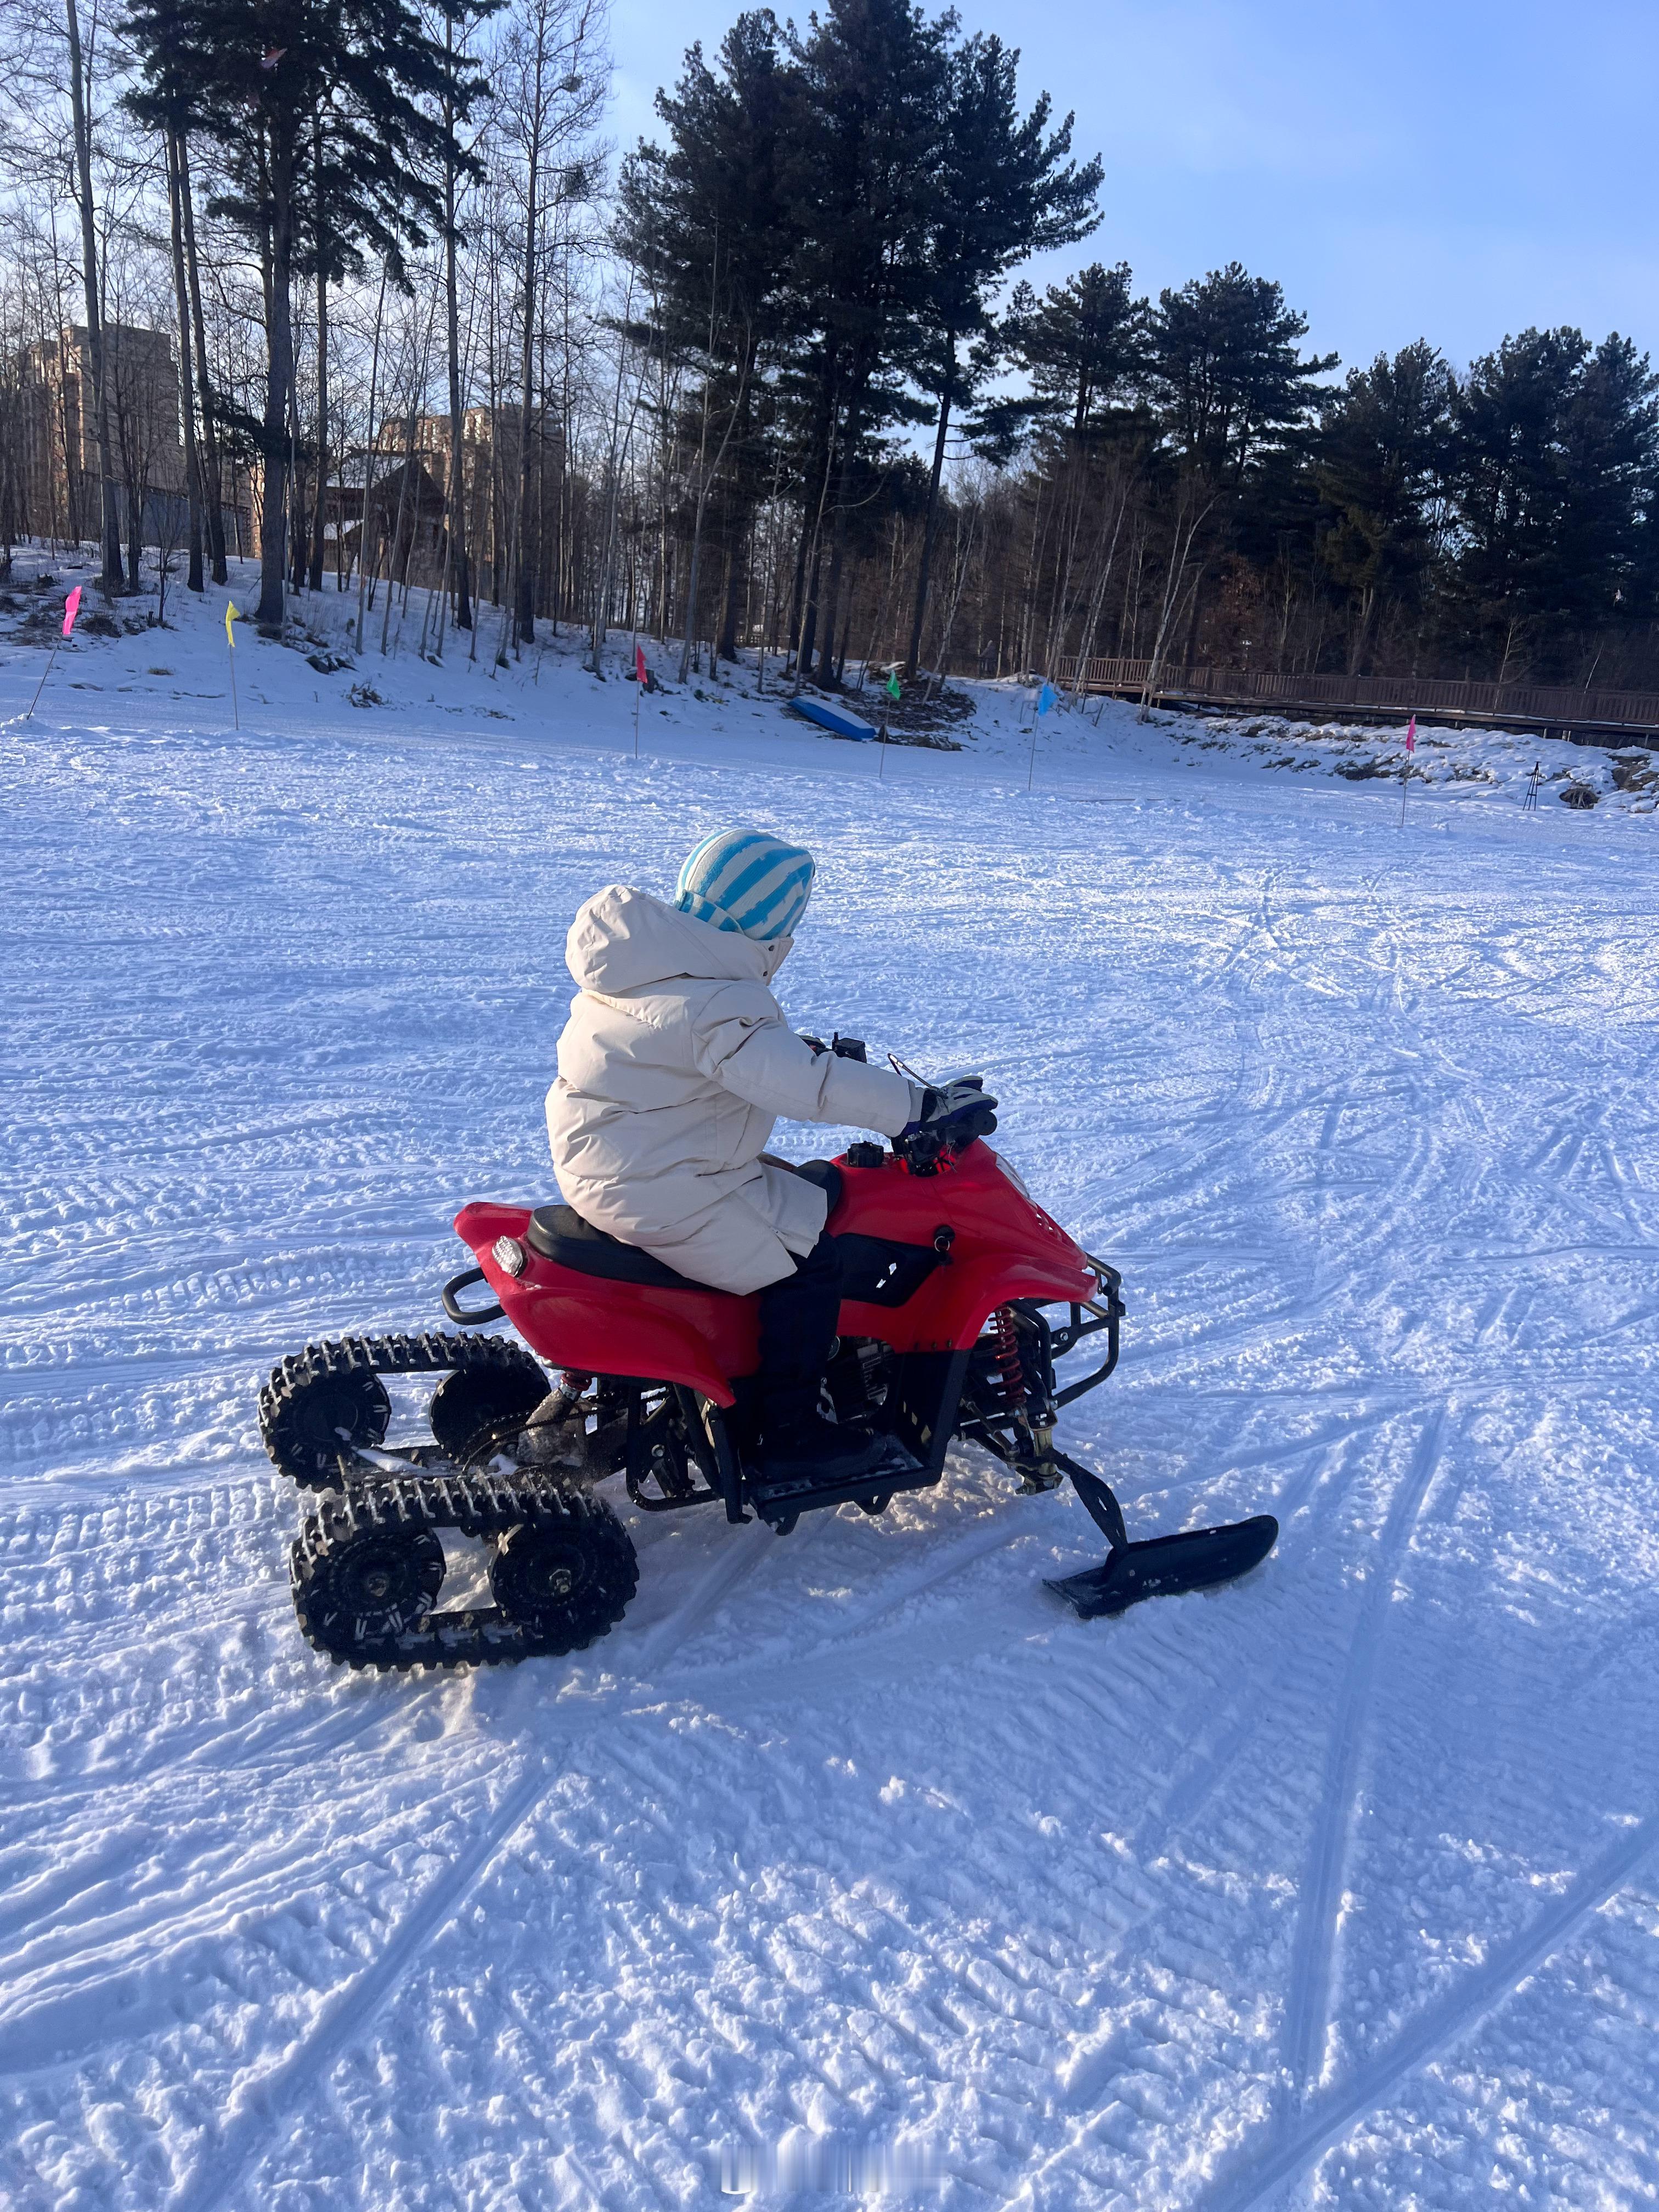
[309,120,328,594]
[905,342,955,676]
[125,470,142,586]
[308,270,328,590]
[680,350,748,682]
[786,368,834,673]
[256,121,295,628]
[64,0,122,591]
[715,362,757,661]
[812,379,865,687]
[164,130,204,594]
[288,358,308,592]
[795,531,824,679]
[381,409,416,654]
[355,267,388,645]
[1138,486,1215,720]
[443,27,472,631]
[1180,562,1205,669]
[177,133,226,584]
[515,120,539,647]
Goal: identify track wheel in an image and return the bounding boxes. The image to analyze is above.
[430,1357,547,1465]
[262,1362,391,1487]
[489,1494,639,1654]
[291,1504,445,1667]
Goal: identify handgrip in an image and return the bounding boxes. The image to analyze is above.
[441,1266,506,1325]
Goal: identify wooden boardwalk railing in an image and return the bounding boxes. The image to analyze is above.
[1053,656,1659,740]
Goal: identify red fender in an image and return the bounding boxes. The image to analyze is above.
[454,1141,1098,1397]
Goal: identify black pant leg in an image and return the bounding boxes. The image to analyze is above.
[755,1231,843,1431]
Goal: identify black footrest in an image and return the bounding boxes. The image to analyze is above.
[1046,1514,1279,1620]
[748,1436,928,1525]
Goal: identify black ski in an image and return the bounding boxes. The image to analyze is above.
[1046,1448,1277,1617]
[1046,1514,1280,1619]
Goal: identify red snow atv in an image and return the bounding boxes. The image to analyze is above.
[261,1093,1277,1671]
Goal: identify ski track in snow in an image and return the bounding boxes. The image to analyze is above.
[3,580,1659,2208]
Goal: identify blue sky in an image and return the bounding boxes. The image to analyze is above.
[607,0,1658,380]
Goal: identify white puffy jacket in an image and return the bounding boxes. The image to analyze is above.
[546,885,919,1294]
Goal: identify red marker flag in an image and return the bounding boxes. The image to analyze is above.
[62,585,82,637]
[635,643,648,687]
[261,46,286,67]
[1404,714,1416,754]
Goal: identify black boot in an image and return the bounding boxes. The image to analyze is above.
[752,1370,882,1481]
[752,1224,902,1483]
[758,1408,893,1484]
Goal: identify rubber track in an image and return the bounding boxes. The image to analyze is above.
[258,1331,547,1488]
[290,1472,637,1672]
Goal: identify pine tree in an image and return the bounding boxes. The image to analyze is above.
[1451,327,1659,675]
[1148,262,1336,667]
[124,0,469,627]
[1005,262,1146,437]
[64,0,123,592]
[1314,341,1457,670]
[436,0,503,632]
[782,0,952,681]
[618,10,803,664]
[902,35,1101,674]
[1150,262,1338,488]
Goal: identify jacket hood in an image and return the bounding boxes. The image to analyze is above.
[566,885,793,995]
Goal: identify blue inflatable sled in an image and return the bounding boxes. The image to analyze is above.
[787,696,879,742]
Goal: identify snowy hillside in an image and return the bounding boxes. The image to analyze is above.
[4,559,1659,2209]
[4,552,1655,820]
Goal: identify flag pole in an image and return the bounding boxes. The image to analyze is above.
[24,641,60,723]
[1398,710,1417,828]
[1027,679,1054,792]
[225,601,240,730]
[631,635,647,758]
[878,669,901,778]
[25,585,82,720]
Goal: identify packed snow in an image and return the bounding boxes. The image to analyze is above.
[3,560,1658,2210]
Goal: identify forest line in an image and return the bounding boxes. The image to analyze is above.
[1,0,1655,695]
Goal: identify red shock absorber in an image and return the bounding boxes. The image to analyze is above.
[992,1305,1025,1412]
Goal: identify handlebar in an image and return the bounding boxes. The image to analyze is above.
[892,1099,998,1174]
[800,1031,868,1062]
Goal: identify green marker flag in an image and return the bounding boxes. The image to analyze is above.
[885,672,901,701]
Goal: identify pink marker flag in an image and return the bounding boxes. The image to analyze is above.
[62,586,82,637]
[1404,714,1416,754]
[635,643,648,686]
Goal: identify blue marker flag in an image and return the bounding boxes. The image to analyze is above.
[1036,680,1059,715]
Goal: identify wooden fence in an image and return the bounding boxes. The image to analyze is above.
[1054,656,1659,741]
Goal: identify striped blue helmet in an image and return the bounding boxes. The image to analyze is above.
[674,828,815,941]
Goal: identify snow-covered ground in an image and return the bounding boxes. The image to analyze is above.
[4,560,1659,2209]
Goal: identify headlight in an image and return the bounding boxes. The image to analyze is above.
[996,1154,1032,1199]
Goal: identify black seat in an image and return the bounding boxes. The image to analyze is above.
[524,1205,715,1293]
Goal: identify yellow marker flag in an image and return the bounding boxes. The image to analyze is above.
[225,601,238,648]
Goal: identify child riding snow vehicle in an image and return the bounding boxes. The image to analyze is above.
[541,827,992,1485]
[263,823,1278,1672]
